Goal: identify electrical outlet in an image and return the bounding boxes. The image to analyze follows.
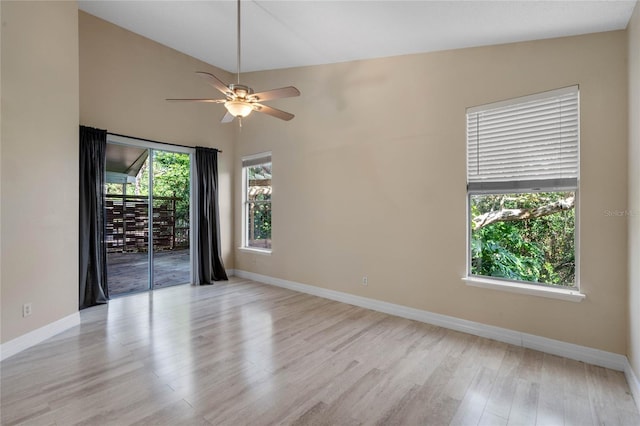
[362,276,368,286]
[23,303,32,317]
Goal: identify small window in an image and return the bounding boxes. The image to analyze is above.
[242,153,272,250]
[466,86,579,288]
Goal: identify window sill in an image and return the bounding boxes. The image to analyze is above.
[238,247,272,256]
[462,276,585,302]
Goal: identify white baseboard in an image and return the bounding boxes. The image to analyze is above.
[233,269,628,372]
[626,360,640,407]
[0,312,81,361]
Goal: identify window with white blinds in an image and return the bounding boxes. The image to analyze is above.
[466,86,579,192]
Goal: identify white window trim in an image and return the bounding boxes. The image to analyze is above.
[465,190,584,300]
[241,151,272,253]
[462,276,585,302]
[466,85,578,114]
[237,247,272,255]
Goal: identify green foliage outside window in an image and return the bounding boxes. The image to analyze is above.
[247,164,272,247]
[106,151,190,225]
[470,192,575,287]
[149,151,190,226]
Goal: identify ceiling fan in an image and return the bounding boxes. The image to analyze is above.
[167,0,300,124]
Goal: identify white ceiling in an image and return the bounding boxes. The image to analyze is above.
[78,0,638,73]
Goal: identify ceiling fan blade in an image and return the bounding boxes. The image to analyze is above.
[221,111,235,123]
[196,71,231,95]
[254,103,295,121]
[251,86,300,102]
[166,98,226,103]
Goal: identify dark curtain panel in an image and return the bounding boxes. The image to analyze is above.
[79,125,109,309]
[195,147,228,284]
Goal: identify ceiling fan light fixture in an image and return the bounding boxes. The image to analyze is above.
[167,0,299,123]
[225,100,253,117]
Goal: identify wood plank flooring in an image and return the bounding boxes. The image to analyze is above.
[1,277,638,425]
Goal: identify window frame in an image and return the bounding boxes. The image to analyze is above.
[241,152,272,254]
[464,87,583,299]
[466,186,580,288]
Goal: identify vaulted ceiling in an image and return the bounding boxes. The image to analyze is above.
[79,1,637,73]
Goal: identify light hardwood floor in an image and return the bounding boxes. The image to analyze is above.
[1,277,639,425]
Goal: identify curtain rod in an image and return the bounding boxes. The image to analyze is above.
[107,132,222,153]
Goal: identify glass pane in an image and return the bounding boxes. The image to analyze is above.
[152,150,191,289]
[470,191,576,287]
[248,202,271,249]
[247,163,272,201]
[246,161,272,249]
[105,150,150,296]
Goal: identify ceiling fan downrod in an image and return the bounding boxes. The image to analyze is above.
[236,0,241,85]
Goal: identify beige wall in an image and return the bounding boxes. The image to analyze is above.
[79,12,236,269]
[0,3,633,358]
[1,1,80,343]
[628,3,640,375]
[235,31,629,354]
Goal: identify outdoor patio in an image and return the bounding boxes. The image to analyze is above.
[107,249,190,296]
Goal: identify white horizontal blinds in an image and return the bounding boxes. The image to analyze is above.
[242,154,271,168]
[467,86,579,191]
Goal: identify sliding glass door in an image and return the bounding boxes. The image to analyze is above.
[105,137,193,296]
[151,149,191,290]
